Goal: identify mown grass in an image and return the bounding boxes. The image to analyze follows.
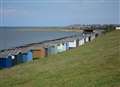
[0,30,120,87]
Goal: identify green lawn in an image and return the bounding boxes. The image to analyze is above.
[0,30,120,87]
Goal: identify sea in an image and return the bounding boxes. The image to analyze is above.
[0,27,81,50]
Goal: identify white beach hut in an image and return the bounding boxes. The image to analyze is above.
[79,37,85,46]
[68,39,77,49]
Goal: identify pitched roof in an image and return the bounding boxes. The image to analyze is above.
[0,47,30,58]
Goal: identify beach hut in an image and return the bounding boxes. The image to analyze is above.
[16,50,32,63]
[78,37,85,46]
[26,43,47,58]
[0,50,19,68]
[84,34,91,43]
[0,56,13,68]
[68,39,77,49]
[44,39,69,55]
[45,45,58,55]
[62,36,80,49]
[60,39,69,50]
[31,48,46,59]
[63,42,69,51]
[56,43,67,53]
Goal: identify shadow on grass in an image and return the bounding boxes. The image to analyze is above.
[33,57,40,60]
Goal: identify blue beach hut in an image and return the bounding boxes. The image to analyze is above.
[43,42,58,56]
[0,50,18,68]
[0,56,13,68]
[16,49,33,63]
[47,45,58,55]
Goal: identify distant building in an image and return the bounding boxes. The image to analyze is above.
[116,27,120,30]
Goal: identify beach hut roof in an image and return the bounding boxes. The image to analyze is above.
[0,47,31,58]
[0,49,20,58]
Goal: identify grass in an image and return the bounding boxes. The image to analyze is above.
[0,30,120,87]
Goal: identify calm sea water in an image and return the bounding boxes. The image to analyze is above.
[0,27,81,50]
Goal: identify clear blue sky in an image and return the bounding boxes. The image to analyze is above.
[0,0,119,26]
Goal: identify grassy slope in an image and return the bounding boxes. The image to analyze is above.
[0,30,120,87]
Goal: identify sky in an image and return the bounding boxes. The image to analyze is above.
[0,0,120,26]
